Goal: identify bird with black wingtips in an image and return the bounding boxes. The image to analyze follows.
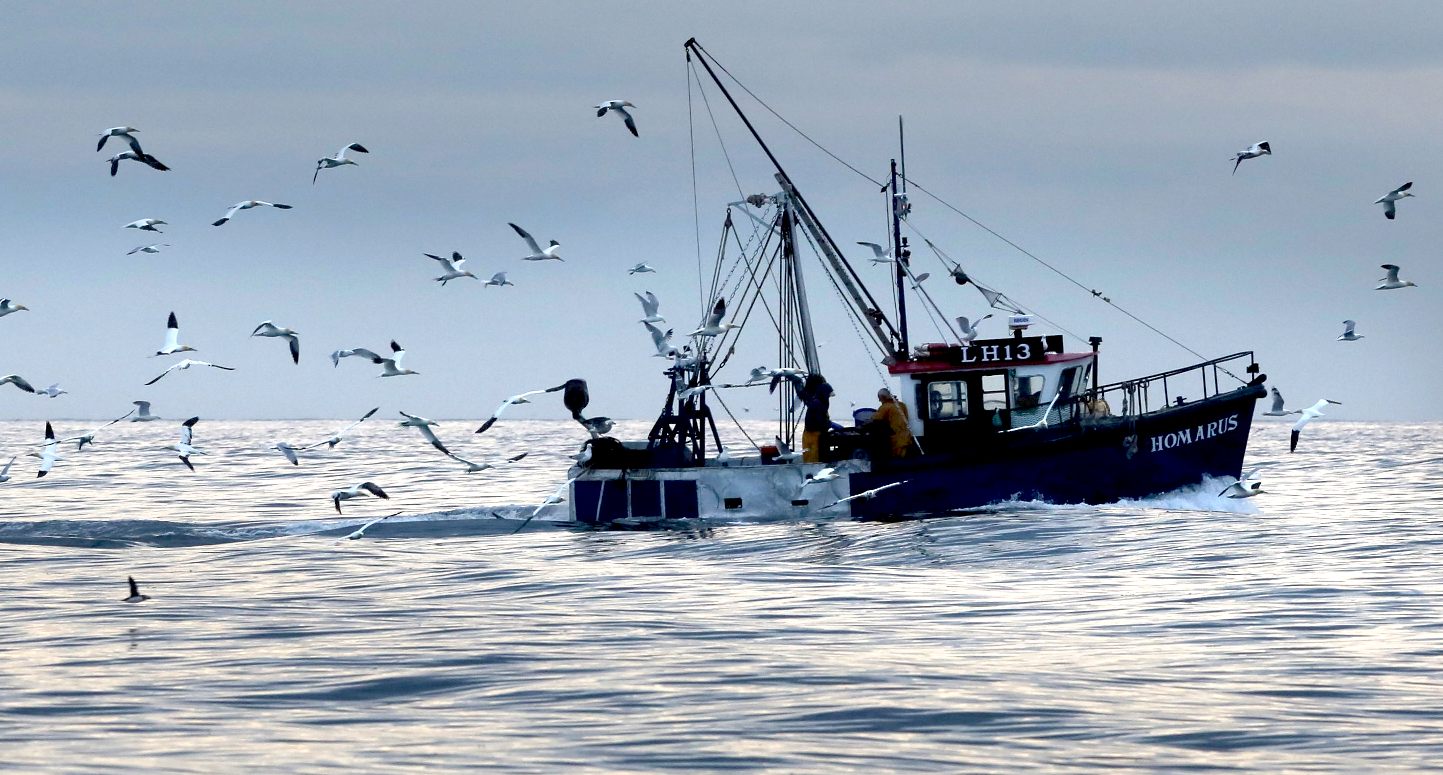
[167,417,204,471]
[0,298,29,318]
[97,126,143,154]
[155,311,197,356]
[314,142,369,184]
[1230,141,1271,174]
[1375,182,1414,220]
[122,576,150,603]
[145,359,235,386]
[398,411,450,455]
[127,243,170,255]
[475,389,550,434]
[33,421,59,477]
[1375,264,1417,291]
[856,241,895,264]
[629,262,656,275]
[0,375,37,394]
[330,481,389,514]
[1290,399,1341,452]
[1261,387,1299,417]
[345,511,398,540]
[1219,467,1267,498]
[509,222,563,261]
[446,451,528,473]
[689,297,738,337]
[212,200,293,227]
[305,407,379,450]
[64,407,136,451]
[251,321,301,364]
[426,252,477,285]
[107,150,169,176]
[595,99,639,136]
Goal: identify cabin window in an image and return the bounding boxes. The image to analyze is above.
[926,380,969,420]
[981,373,1009,413]
[1013,373,1045,409]
[1058,366,1080,401]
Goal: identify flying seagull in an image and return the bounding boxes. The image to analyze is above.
[34,383,67,399]
[332,341,416,377]
[1375,182,1414,220]
[314,142,369,184]
[145,359,236,386]
[1219,467,1267,498]
[33,421,59,478]
[1230,141,1271,175]
[690,297,738,337]
[127,244,171,255]
[955,314,993,345]
[167,416,204,471]
[475,389,551,434]
[398,411,450,455]
[509,223,563,261]
[856,242,895,264]
[0,299,29,318]
[251,321,301,364]
[425,252,477,285]
[1375,264,1417,291]
[446,451,528,473]
[131,400,161,422]
[774,436,802,463]
[635,291,665,323]
[155,312,197,355]
[1337,320,1364,342]
[643,321,679,358]
[801,467,843,488]
[107,150,170,177]
[270,441,303,466]
[330,481,389,514]
[1261,387,1299,417]
[212,200,293,227]
[823,480,907,510]
[306,407,379,449]
[345,511,398,540]
[0,375,37,394]
[483,271,513,288]
[629,263,656,275]
[1290,399,1342,453]
[125,219,166,232]
[97,126,143,154]
[0,455,14,484]
[122,576,150,603]
[595,99,639,137]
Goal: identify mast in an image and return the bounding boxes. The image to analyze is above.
[780,203,821,373]
[891,158,909,356]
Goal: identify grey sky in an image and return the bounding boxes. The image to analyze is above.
[1,2,1439,422]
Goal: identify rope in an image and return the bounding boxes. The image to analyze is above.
[686,59,704,311]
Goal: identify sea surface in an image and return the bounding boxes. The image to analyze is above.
[2,418,1441,773]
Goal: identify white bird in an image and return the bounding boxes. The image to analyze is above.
[956,314,993,345]
[306,407,378,449]
[1290,399,1342,453]
[330,481,389,514]
[398,411,450,455]
[1337,320,1364,342]
[1230,141,1271,175]
[122,576,150,603]
[33,421,59,478]
[678,384,715,402]
[145,359,236,386]
[447,450,527,473]
[426,252,477,285]
[514,478,576,534]
[155,312,197,356]
[166,416,204,471]
[643,322,679,358]
[1375,264,1417,291]
[856,242,895,264]
[333,341,416,377]
[0,455,14,483]
[629,262,656,275]
[909,272,931,289]
[595,99,638,137]
[270,442,303,466]
[60,407,136,452]
[474,389,550,434]
[484,271,514,288]
[801,467,842,487]
[579,416,614,437]
[509,223,563,261]
[251,321,301,364]
[1219,467,1267,498]
[774,436,802,463]
[824,480,907,509]
[34,383,67,399]
[107,150,169,176]
[212,200,293,227]
[1261,387,1300,417]
[345,511,397,540]
[690,297,739,337]
[0,375,37,394]
[1375,182,1414,220]
[127,243,170,255]
[313,142,369,184]
[97,126,143,154]
[131,400,161,422]
[0,299,29,318]
[635,291,665,323]
[125,219,166,232]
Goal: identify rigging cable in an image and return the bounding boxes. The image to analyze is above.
[686,55,705,311]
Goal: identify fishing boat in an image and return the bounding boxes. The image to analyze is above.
[562,39,1268,527]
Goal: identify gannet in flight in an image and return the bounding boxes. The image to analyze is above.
[1375,264,1417,291]
[484,271,513,288]
[125,219,166,232]
[107,150,169,176]
[330,481,389,513]
[425,252,477,285]
[955,314,992,345]
[270,442,303,466]
[131,400,161,422]
[856,242,895,264]
[156,312,197,355]
[97,126,142,154]
[333,341,416,377]
[123,576,150,603]
[628,263,656,275]
[595,100,638,137]
[145,359,236,385]
[314,142,369,184]
[643,321,679,358]
[1337,320,1364,342]
[35,383,67,399]
[823,480,907,510]
[306,407,378,449]
[447,451,527,473]
[212,200,293,227]
[127,243,170,255]
[1375,182,1414,220]
[1261,387,1300,417]
[635,291,664,323]
[167,416,204,471]
[1290,399,1341,453]
[690,297,738,337]
[398,411,450,455]
[1219,467,1267,498]
[1230,141,1271,175]
[0,455,14,484]
[345,512,397,540]
[509,223,563,261]
[474,389,551,434]
[0,375,37,394]
[801,467,842,487]
[251,321,301,364]
[0,299,28,318]
[34,421,59,478]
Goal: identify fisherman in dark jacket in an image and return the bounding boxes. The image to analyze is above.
[799,373,834,463]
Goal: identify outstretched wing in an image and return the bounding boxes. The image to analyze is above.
[509,223,543,254]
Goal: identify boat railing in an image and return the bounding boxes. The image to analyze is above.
[1069,351,1258,422]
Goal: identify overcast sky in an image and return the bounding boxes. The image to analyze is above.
[1,2,1439,422]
